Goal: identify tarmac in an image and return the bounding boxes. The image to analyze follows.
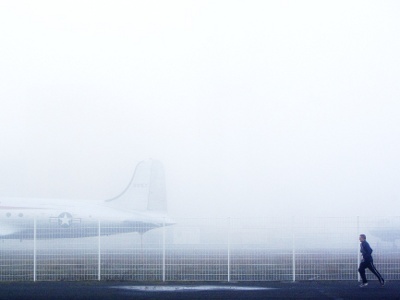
[0,280,399,300]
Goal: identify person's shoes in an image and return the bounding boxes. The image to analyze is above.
[380,279,385,286]
[359,282,368,287]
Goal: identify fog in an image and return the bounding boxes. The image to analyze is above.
[1,1,399,219]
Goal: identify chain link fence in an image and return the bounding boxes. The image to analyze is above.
[1,216,399,281]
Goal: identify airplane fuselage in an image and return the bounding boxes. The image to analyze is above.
[0,198,172,239]
[0,159,173,240]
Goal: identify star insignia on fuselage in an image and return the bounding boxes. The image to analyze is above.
[58,212,72,227]
[49,212,81,227]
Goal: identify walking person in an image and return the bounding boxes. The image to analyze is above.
[358,234,385,287]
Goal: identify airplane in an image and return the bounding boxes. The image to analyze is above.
[0,159,174,239]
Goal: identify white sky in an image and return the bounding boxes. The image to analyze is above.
[1,0,399,218]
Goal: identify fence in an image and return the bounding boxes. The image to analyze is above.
[1,216,399,281]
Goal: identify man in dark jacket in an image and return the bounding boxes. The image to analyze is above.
[358,234,385,287]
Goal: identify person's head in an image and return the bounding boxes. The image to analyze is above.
[359,234,366,242]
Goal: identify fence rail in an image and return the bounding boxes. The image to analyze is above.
[1,216,399,281]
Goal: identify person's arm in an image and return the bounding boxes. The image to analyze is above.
[362,242,373,260]
[365,242,373,255]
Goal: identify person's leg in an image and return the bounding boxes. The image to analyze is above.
[358,262,368,284]
[366,262,385,284]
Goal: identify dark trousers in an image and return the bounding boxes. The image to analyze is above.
[358,261,384,283]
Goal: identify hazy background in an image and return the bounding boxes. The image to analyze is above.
[1,0,399,219]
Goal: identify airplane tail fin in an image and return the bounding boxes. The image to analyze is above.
[105,159,167,212]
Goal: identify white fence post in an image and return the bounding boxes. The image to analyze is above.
[33,217,37,282]
[292,216,295,282]
[228,217,231,282]
[98,220,101,281]
[357,216,360,282]
[163,218,166,282]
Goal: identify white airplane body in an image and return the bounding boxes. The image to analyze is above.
[0,160,174,239]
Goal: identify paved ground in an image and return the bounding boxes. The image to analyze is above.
[0,280,398,300]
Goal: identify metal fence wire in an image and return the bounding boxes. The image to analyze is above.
[1,216,399,281]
